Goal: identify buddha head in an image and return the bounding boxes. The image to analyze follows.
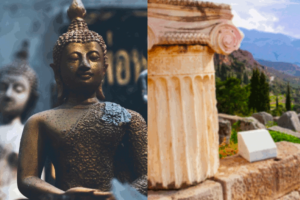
[50,0,108,105]
[0,41,39,123]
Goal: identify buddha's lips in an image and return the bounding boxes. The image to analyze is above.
[76,71,93,79]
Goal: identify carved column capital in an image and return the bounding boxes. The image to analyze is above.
[148,0,244,55]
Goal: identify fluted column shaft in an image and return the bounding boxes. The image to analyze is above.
[148,45,219,189]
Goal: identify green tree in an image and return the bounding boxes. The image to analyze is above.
[276,96,279,109]
[243,72,249,85]
[286,82,291,111]
[216,64,220,77]
[259,71,270,112]
[216,77,250,115]
[221,64,227,81]
[248,68,260,112]
[237,73,242,82]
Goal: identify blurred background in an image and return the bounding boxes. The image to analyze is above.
[0,0,147,120]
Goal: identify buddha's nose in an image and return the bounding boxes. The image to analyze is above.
[5,85,13,99]
[79,56,91,70]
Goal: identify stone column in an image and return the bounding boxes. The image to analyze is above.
[148,0,243,190]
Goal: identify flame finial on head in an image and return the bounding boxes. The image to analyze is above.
[15,40,29,61]
[67,0,86,21]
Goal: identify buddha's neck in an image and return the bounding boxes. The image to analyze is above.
[0,115,22,126]
[65,91,99,106]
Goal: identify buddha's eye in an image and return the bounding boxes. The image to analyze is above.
[14,84,25,93]
[89,52,100,61]
[69,53,80,61]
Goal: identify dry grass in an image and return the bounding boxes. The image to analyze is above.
[219,137,238,159]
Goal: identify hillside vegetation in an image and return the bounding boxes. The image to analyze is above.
[214,49,300,115]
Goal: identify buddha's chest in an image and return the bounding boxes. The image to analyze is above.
[45,103,129,150]
[47,116,126,157]
[48,118,127,191]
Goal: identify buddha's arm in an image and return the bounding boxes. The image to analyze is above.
[17,115,64,199]
[126,111,148,195]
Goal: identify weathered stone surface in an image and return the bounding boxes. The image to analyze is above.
[218,114,266,131]
[239,117,266,131]
[148,45,219,189]
[213,142,300,200]
[238,129,277,162]
[274,116,280,123]
[252,112,273,125]
[218,113,243,126]
[148,180,223,200]
[219,118,232,144]
[277,111,300,132]
[148,1,243,53]
[268,126,300,139]
[276,191,300,200]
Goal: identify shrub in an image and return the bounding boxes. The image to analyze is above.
[269,130,300,143]
[266,121,277,128]
[219,122,239,159]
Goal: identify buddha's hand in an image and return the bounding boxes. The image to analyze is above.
[64,187,95,195]
[64,187,114,200]
[93,190,115,200]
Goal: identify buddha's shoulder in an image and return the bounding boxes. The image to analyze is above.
[126,109,146,123]
[24,109,58,126]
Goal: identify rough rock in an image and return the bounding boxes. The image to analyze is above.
[238,117,266,131]
[252,112,273,125]
[276,191,300,200]
[274,116,280,123]
[218,113,243,126]
[277,111,300,132]
[298,113,300,122]
[218,114,266,131]
[213,141,300,200]
[148,180,223,200]
[219,118,231,144]
[268,126,300,139]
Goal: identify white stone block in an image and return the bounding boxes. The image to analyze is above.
[238,129,277,162]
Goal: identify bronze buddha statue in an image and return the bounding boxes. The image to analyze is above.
[17,1,147,199]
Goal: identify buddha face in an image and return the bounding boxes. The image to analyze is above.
[0,74,31,117]
[58,42,106,94]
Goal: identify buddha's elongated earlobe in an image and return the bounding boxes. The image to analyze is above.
[96,80,105,101]
[50,63,65,105]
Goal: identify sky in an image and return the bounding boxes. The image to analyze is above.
[208,0,300,39]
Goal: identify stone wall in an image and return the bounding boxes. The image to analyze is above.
[148,141,300,200]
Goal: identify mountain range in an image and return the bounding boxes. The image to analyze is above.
[239,28,300,66]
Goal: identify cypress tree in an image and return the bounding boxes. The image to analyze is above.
[216,64,220,77]
[286,83,291,111]
[276,96,279,109]
[259,72,270,112]
[237,73,242,82]
[249,68,260,112]
[244,72,249,85]
[221,64,227,81]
